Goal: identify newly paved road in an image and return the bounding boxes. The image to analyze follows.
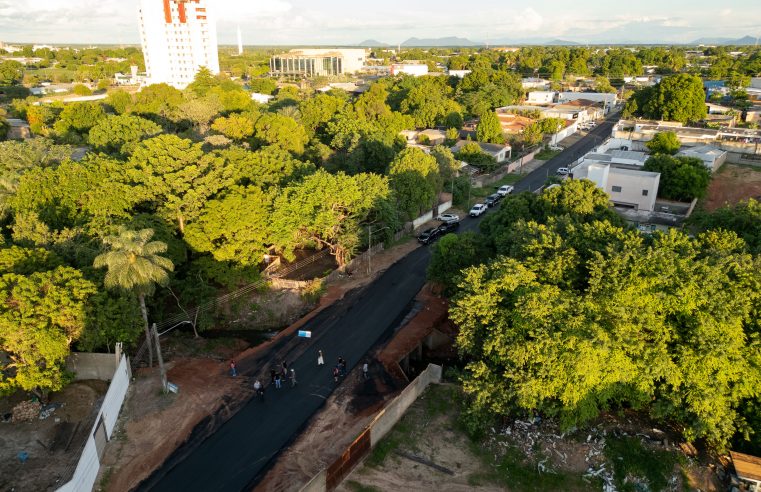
[139,115,616,492]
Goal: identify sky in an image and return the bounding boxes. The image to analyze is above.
[0,0,760,45]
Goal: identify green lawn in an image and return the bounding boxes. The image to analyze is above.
[535,148,562,160]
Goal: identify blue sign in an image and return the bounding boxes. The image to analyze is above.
[298,330,312,338]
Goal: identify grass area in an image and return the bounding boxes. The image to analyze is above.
[345,481,381,492]
[467,445,596,492]
[604,436,685,492]
[535,148,562,160]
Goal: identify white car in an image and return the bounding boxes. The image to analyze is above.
[436,213,460,223]
[469,203,488,217]
[548,145,564,152]
[556,167,570,176]
[497,185,514,196]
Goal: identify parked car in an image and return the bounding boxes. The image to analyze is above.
[556,167,570,176]
[485,193,502,207]
[436,213,460,224]
[497,185,514,196]
[469,203,488,217]
[548,145,564,152]
[436,220,459,235]
[417,227,441,245]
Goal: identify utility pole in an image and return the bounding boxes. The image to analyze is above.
[152,323,168,393]
[367,226,389,275]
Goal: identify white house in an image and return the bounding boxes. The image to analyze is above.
[677,145,727,172]
[527,91,555,104]
[251,92,274,104]
[522,77,550,90]
[450,140,511,163]
[558,91,617,109]
[572,160,660,212]
[390,63,429,77]
[448,69,471,78]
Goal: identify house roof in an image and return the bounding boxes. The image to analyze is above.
[731,451,761,483]
[450,140,511,156]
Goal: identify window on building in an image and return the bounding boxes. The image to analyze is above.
[642,189,649,196]
[611,186,622,193]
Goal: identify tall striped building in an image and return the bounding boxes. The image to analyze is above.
[137,0,219,89]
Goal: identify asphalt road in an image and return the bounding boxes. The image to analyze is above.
[512,113,619,193]
[139,116,616,492]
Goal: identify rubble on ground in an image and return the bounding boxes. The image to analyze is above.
[12,400,42,423]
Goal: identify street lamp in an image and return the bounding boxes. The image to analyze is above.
[368,225,390,275]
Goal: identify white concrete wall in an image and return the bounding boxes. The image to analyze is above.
[368,364,442,447]
[527,91,554,104]
[412,210,433,229]
[606,169,660,212]
[66,353,120,381]
[56,355,131,492]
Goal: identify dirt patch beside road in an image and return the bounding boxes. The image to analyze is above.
[0,380,107,492]
[704,163,761,211]
[96,239,421,492]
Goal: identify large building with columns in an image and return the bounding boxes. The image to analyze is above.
[270,49,367,77]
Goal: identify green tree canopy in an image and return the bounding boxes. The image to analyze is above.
[646,131,681,155]
[127,135,234,233]
[270,170,391,266]
[185,185,274,265]
[689,198,761,254]
[53,102,107,143]
[476,111,505,144]
[88,114,162,154]
[451,224,761,448]
[94,228,174,365]
[0,262,96,398]
[389,147,441,221]
[625,74,707,124]
[643,154,711,201]
[252,113,308,154]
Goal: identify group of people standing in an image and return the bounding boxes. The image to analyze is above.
[236,349,372,402]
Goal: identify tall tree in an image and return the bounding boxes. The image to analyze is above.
[646,131,681,155]
[476,111,505,144]
[93,228,174,366]
[88,114,162,154]
[127,134,233,233]
[389,147,441,221]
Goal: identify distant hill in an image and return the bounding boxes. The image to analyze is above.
[545,39,581,46]
[690,35,759,45]
[401,37,479,47]
[358,39,389,47]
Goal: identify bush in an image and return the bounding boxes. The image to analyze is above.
[72,84,92,96]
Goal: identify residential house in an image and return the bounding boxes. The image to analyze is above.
[527,91,555,104]
[572,159,660,212]
[558,91,617,110]
[390,63,429,77]
[450,140,511,163]
[448,69,471,78]
[677,145,727,171]
[522,77,550,90]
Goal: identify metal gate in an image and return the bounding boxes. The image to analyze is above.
[325,427,371,490]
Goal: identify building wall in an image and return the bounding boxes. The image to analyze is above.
[390,64,428,77]
[605,169,660,212]
[138,0,219,89]
[559,91,617,107]
[56,356,131,492]
[527,91,555,104]
[270,49,366,77]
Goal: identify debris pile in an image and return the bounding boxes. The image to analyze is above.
[12,400,42,423]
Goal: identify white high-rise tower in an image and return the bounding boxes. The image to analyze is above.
[137,0,220,89]
[237,25,243,55]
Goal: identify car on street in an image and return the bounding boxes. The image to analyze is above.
[469,203,488,217]
[497,185,514,196]
[556,167,570,176]
[436,213,460,224]
[417,227,441,245]
[485,193,502,207]
[436,220,459,235]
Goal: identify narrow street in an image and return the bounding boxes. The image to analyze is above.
[138,120,616,491]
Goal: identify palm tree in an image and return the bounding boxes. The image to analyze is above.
[94,228,174,367]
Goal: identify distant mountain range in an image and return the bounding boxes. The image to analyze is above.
[358,39,390,47]
[355,34,760,48]
[690,35,759,46]
[401,37,479,47]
